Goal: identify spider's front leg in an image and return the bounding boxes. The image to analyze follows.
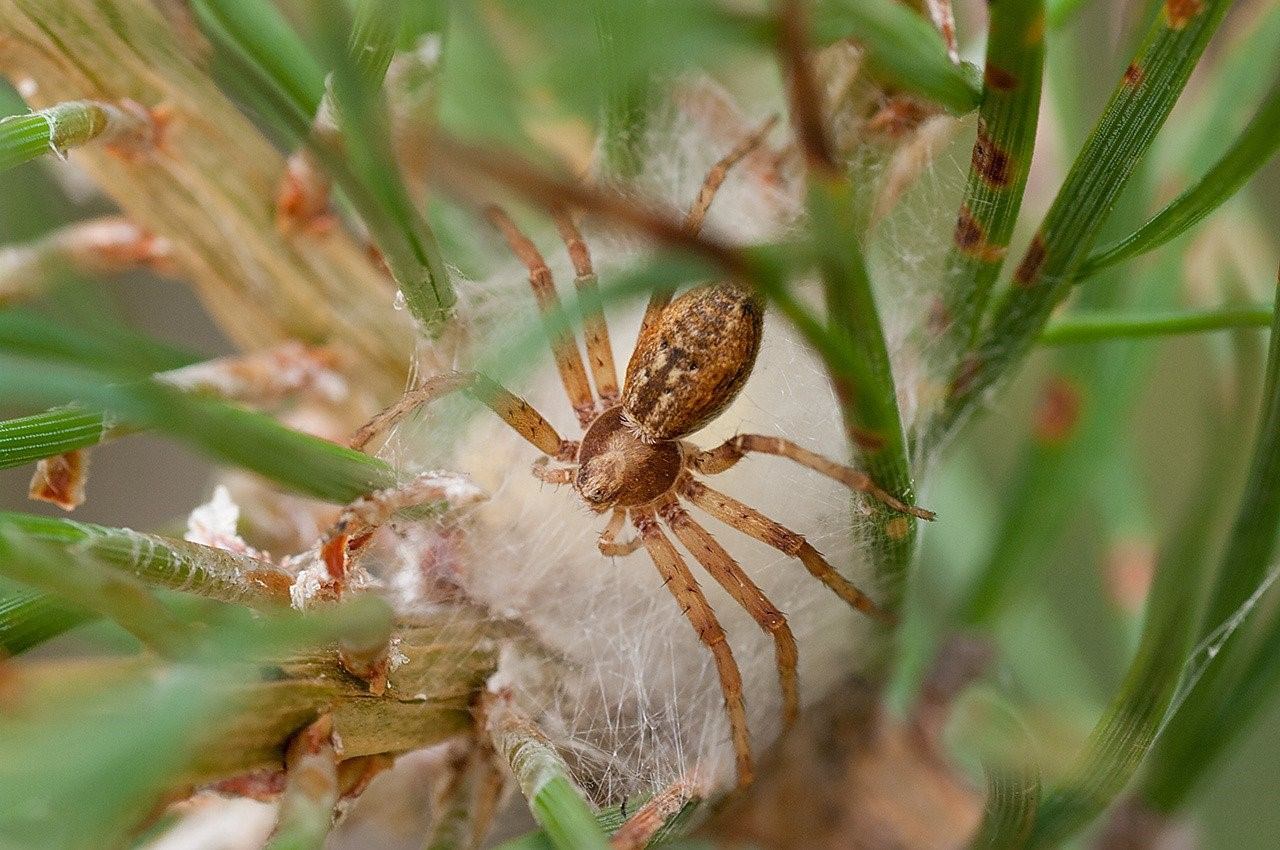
[530,455,576,485]
[598,508,642,557]
[692,434,935,520]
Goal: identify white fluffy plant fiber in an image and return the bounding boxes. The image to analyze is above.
[377,91,968,805]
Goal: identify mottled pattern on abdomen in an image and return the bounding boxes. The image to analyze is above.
[623,284,764,441]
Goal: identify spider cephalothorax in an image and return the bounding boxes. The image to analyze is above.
[350,123,932,787]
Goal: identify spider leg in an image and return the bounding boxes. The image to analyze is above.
[349,370,572,460]
[531,457,576,486]
[679,474,894,625]
[657,495,800,728]
[638,117,779,338]
[486,205,597,427]
[598,508,642,557]
[632,504,754,787]
[691,434,934,520]
[553,209,619,406]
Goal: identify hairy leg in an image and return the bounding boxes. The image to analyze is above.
[349,370,572,460]
[530,457,575,485]
[598,508,642,557]
[632,505,754,786]
[638,117,780,338]
[691,433,934,520]
[657,496,800,727]
[486,205,596,426]
[553,209,620,406]
[679,475,894,625]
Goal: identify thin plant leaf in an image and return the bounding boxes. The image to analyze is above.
[1081,76,1280,277]
[938,0,1236,441]
[0,354,396,503]
[808,174,918,609]
[942,0,1046,352]
[1142,276,1280,811]
[1039,303,1273,345]
[1029,283,1280,842]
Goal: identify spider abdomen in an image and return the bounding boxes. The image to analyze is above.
[622,283,764,442]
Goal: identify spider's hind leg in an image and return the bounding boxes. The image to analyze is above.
[657,495,800,728]
[632,504,754,787]
[487,205,597,427]
[679,474,895,625]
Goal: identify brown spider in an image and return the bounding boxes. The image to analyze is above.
[351,125,933,786]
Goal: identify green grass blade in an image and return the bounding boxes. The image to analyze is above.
[191,0,326,114]
[1039,304,1273,345]
[1081,76,1280,277]
[1033,286,1280,840]
[0,354,395,503]
[0,408,109,470]
[316,0,455,331]
[0,101,142,173]
[0,577,91,655]
[0,530,198,655]
[939,0,1236,440]
[489,704,609,850]
[963,692,1042,849]
[812,0,981,114]
[1141,279,1280,810]
[808,175,918,609]
[942,0,1046,353]
[591,0,653,177]
[0,309,199,372]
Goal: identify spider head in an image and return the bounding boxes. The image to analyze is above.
[574,406,683,512]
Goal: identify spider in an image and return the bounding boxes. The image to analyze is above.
[351,124,933,786]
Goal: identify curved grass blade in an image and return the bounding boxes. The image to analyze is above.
[1030,284,1280,843]
[1141,277,1280,811]
[1081,76,1280,277]
[0,576,91,655]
